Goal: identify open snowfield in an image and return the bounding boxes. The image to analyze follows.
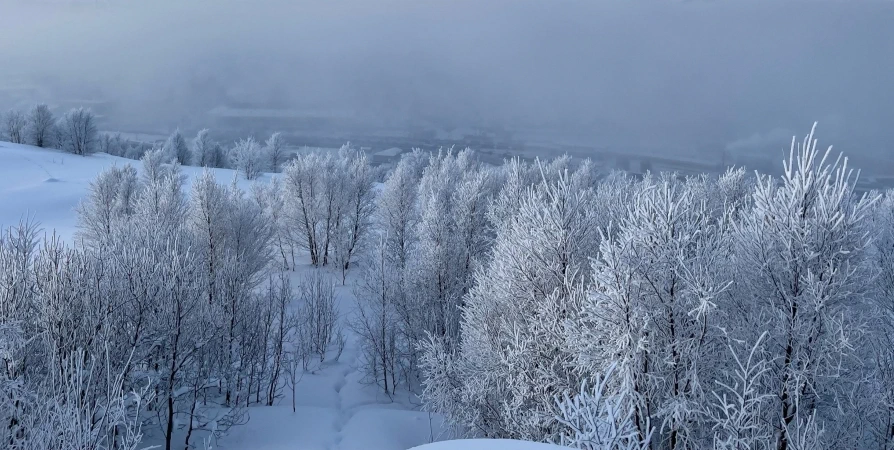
[0,141,271,240]
[0,142,464,450]
[411,440,565,450]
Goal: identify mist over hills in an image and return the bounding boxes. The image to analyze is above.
[2,0,893,173]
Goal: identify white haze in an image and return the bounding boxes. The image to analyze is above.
[1,0,893,170]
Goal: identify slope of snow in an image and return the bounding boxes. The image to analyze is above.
[0,141,452,450]
[410,440,568,450]
[0,141,258,239]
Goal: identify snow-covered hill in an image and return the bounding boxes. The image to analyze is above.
[411,440,567,450]
[0,142,252,239]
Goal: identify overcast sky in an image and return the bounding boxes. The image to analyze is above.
[1,0,893,166]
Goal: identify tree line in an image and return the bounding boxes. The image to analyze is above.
[2,121,894,449]
[354,126,894,449]
[412,126,894,449]
[2,105,289,180]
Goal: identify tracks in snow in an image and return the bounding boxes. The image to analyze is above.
[328,340,360,450]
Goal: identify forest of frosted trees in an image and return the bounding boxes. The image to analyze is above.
[2,123,894,450]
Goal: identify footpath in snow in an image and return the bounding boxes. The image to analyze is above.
[220,266,445,450]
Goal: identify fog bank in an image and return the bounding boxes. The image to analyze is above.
[1,0,893,169]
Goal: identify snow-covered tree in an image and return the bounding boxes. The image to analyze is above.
[353,237,401,395]
[76,164,139,245]
[26,104,55,148]
[163,129,191,165]
[703,332,774,450]
[331,148,377,278]
[98,132,127,157]
[3,109,26,144]
[192,128,216,167]
[376,149,427,270]
[261,270,295,406]
[296,271,344,364]
[571,172,734,449]
[556,364,652,450]
[867,190,894,447]
[58,107,98,155]
[265,132,286,172]
[730,124,877,449]
[252,177,295,269]
[408,149,490,344]
[139,147,172,184]
[231,137,264,180]
[282,151,325,265]
[281,145,370,267]
[189,169,231,305]
[425,167,600,440]
[351,150,428,391]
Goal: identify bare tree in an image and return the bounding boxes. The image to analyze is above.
[26,104,55,148]
[265,132,286,172]
[352,237,400,396]
[58,107,98,155]
[3,110,26,144]
[264,270,295,406]
[283,348,307,414]
[297,271,342,363]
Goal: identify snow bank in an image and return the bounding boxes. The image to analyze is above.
[410,439,567,450]
[0,141,260,240]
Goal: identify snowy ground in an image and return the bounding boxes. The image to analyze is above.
[216,265,447,450]
[0,142,456,450]
[0,141,258,240]
[411,440,565,450]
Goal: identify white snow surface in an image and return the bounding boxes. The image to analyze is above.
[410,440,568,450]
[0,141,257,240]
[0,142,458,449]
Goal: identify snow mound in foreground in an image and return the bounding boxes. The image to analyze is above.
[410,439,568,450]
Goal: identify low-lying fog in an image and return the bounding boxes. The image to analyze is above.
[1,0,893,171]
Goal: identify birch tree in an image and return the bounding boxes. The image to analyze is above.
[58,107,98,155]
[265,132,286,172]
[163,129,191,165]
[26,104,55,148]
[425,168,600,440]
[731,125,877,449]
[3,109,26,144]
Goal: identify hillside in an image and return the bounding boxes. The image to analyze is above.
[0,142,259,239]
